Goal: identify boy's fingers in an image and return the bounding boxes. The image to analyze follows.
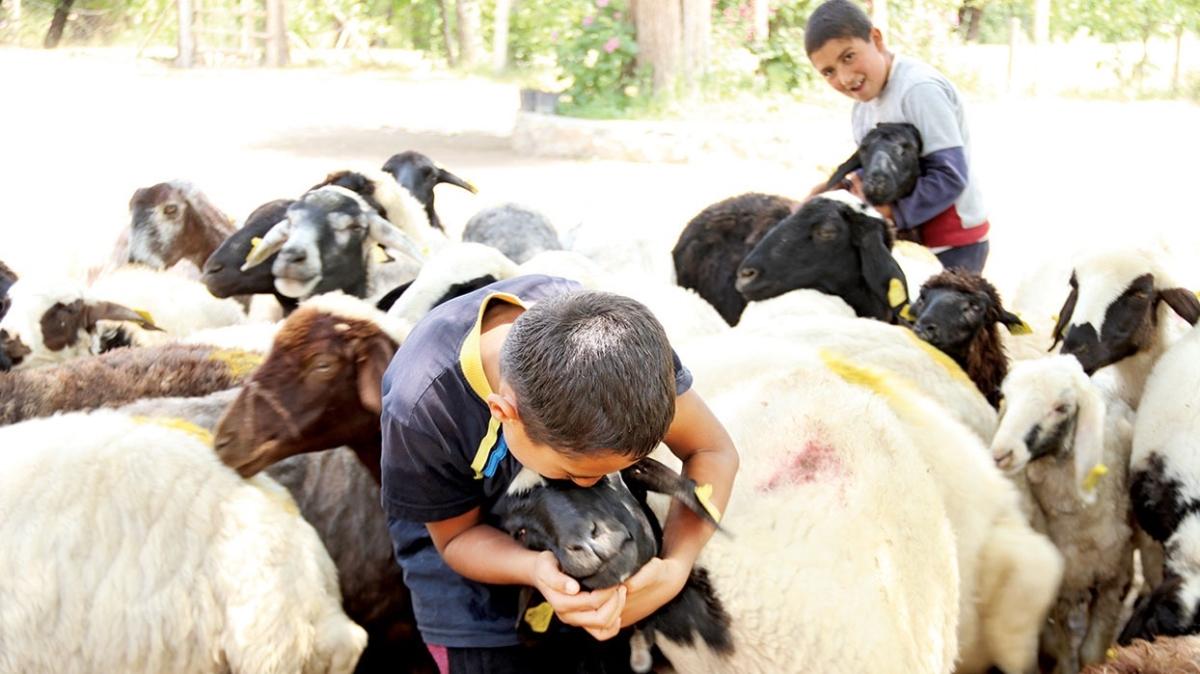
[559,586,626,630]
[547,585,616,614]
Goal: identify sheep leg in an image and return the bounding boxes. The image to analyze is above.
[1135,531,1164,592]
[979,517,1064,674]
[1079,573,1131,666]
[1038,598,1079,674]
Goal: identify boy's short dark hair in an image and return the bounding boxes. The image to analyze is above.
[500,290,676,459]
[805,0,873,55]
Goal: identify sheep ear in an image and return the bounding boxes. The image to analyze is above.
[436,166,478,194]
[241,219,290,270]
[1000,309,1033,335]
[84,301,164,332]
[366,213,426,264]
[621,458,723,529]
[1072,378,1107,504]
[851,212,910,322]
[355,334,397,415]
[1050,275,1079,350]
[1157,287,1200,326]
[824,152,863,191]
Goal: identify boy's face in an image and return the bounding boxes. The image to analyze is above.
[502,420,634,488]
[809,29,890,102]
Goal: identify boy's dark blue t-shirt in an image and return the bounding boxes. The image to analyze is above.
[379,274,693,647]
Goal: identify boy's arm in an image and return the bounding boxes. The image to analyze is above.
[619,388,739,626]
[427,507,628,640]
[891,82,970,229]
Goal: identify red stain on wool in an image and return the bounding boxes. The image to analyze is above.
[757,440,844,493]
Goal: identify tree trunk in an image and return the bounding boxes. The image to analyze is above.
[751,0,769,44]
[635,0,681,96]
[43,0,75,49]
[1033,0,1049,44]
[1172,22,1184,95]
[492,0,512,73]
[437,0,456,66]
[265,0,288,67]
[680,0,710,96]
[455,0,484,69]
[176,0,194,66]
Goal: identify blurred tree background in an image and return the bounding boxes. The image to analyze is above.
[1,0,1197,114]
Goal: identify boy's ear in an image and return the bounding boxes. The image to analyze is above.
[870,26,886,51]
[487,392,519,423]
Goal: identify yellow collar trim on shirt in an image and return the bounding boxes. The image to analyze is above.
[461,291,527,479]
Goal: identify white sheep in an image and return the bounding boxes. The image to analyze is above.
[1124,322,1200,642]
[991,355,1135,672]
[1053,247,1200,408]
[661,336,1062,673]
[386,242,519,332]
[88,266,247,347]
[0,410,367,674]
[734,289,857,335]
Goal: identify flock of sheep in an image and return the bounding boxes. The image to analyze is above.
[1,136,1199,674]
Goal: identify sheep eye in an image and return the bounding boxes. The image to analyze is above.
[162,204,179,217]
[814,224,838,242]
[1053,403,1070,415]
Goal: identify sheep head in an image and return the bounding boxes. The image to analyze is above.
[990,355,1107,504]
[911,269,1027,406]
[202,199,293,299]
[735,191,910,323]
[213,293,405,479]
[127,181,233,269]
[826,123,922,206]
[381,151,477,231]
[1051,250,1200,375]
[240,186,424,300]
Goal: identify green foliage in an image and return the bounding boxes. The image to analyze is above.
[553,0,648,117]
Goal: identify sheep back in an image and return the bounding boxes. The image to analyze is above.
[0,410,366,674]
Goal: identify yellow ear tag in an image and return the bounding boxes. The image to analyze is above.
[1050,313,1059,324]
[1083,463,1109,492]
[1194,289,1200,301]
[248,237,263,256]
[524,601,554,634]
[134,309,156,326]
[371,245,391,263]
[887,278,907,308]
[694,483,722,523]
[899,303,915,322]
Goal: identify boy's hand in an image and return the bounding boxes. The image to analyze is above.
[531,551,627,641]
[620,557,690,626]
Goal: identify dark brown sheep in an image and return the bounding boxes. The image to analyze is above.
[0,343,259,426]
[909,269,1027,408]
[672,192,799,325]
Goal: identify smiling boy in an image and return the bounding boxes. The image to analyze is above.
[806,0,991,272]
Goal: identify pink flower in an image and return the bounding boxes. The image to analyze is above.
[603,36,620,53]
[596,0,609,7]
[613,11,622,20]
[549,29,559,43]
[583,15,594,27]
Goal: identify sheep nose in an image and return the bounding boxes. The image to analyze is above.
[735,266,759,292]
[205,262,224,273]
[915,322,937,340]
[565,522,629,560]
[993,449,1015,470]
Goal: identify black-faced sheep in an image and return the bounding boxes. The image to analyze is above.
[736,191,912,323]
[825,122,922,207]
[0,342,260,425]
[381,150,478,232]
[0,410,367,674]
[462,203,563,264]
[671,192,798,325]
[126,180,236,271]
[991,356,1135,672]
[1051,248,1200,407]
[910,269,1029,407]
[240,186,425,302]
[1123,323,1200,644]
[202,198,299,313]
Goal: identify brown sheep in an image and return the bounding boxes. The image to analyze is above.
[672,192,799,326]
[1080,635,1200,673]
[909,269,1027,408]
[126,181,236,272]
[0,343,259,426]
[213,292,406,480]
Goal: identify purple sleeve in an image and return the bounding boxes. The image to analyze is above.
[892,147,968,230]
